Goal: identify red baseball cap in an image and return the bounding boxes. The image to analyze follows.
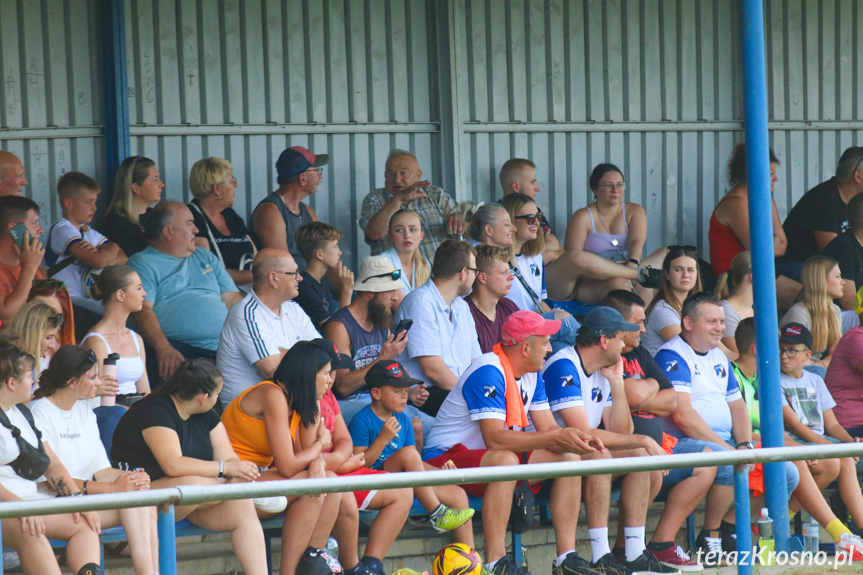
[501,311,561,346]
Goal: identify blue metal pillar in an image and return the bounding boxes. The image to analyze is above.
[158,503,177,575]
[101,0,130,188]
[739,0,790,553]
[734,469,753,575]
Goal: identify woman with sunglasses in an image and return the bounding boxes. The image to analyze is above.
[222,340,406,575]
[500,194,553,312]
[5,300,63,381]
[111,360,270,575]
[780,256,844,374]
[28,278,76,345]
[565,163,668,302]
[82,265,150,408]
[30,345,158,575]
[715,251,754,358]
[642,246,704,356]
[0,345,104,575]
[382,209,431,304]
[189,157,257,289]
[709,144,800,309]
[100,155,164,258]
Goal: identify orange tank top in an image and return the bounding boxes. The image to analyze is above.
[221,380,295,468]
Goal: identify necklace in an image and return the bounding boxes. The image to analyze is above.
[593,204,620,246]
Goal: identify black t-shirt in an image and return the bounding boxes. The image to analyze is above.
[189,201,256,271]
[782,177,849,262]
[822,230,863,292]
[295,271,338,326]
[110,394,221,480]
[622,345,673,444]
[98,209,150,257]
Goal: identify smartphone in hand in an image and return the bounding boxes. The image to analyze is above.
[394,319,413,340]
[9,222,28,250]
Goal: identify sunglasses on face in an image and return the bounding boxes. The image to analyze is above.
[514,214,539,224]
[32,279,66,293]
[361,270,402,283]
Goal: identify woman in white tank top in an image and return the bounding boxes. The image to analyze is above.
[81,265,150,408]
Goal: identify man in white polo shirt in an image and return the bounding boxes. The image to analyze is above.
[217,248,320,402]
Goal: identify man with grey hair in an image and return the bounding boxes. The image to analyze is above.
[0,151,28,197]
[129,201,242,379]
[217,247,320,403]
[360,149,465,263]
[783,146,863,263]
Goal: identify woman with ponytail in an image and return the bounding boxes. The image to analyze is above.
[30,345,158,575]
[382,209,431,305]
[100,156,164,257]
[715,251,753,357]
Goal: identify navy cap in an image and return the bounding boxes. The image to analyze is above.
[576,306,640,338]
[310,338,353,370]
[779,323,813,349]
[365,361,423,389]
[276,146,329,180]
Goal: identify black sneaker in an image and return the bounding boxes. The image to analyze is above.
[552,552,601,575]
[692,531,723,567]
[491,555,531,575]
[591,552,633,575]
[637,267,661,289]
[298,547,343,575]
[719,522,737,553]
[623,550,681,574]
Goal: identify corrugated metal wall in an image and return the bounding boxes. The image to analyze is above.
[2,0,863,268]
[0,0,103,223]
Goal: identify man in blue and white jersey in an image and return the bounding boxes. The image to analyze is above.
[656,292,798,561]
[543,307,672,575]
[423,311,605,575]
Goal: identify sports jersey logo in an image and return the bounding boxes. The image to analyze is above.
[483,385,497,398]
[665,360,678,372]
[522,390,529,405]
[622,357,644,379]
[530,263,540,277]
[693,364,701,376]
[714,364,726,377]
[591,387,603,402]
[560,375,575,387]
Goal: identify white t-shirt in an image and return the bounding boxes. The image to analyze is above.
[424,352,549,453]
[217,289,321,403]
[508,253,546,312]
[654,335,741,442]
[0,406,42,500]
[30,398,110,496]
[541,346,612,429]
[45,218,109,298]
[642,300,680,356]
[780,370,837,437]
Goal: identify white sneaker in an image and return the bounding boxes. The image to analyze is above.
[253,495,288,514]
[836,532,863,561]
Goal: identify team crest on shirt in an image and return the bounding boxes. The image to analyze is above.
[665,360,678,372]
[483,385,497,398]
[201,264,214,275]
[530,263,540,277]
[714,364,727,377]
[560,375,575,387]
[591,387,603,402]
[522,389,529,405]
[693,364,701,376]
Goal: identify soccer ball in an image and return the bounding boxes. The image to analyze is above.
[432,544,482,575]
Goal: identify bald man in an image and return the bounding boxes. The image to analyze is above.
[0,152,28,197]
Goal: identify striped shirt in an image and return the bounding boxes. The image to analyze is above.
[217,289,320,403]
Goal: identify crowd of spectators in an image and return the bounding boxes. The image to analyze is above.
[4,142,863,575]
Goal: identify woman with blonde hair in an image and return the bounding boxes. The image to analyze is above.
[101,155,164,257]
[5,300,63,379]
[780,255,843,371]
[501,193,550,312]
[715,251,753,357]
[382,209,430,304]
[189,157,256,287]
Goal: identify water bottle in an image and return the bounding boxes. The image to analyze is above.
[100,353,120,407]
[803,515,820,555]
[757,508,775,565]
[325,536,339,558]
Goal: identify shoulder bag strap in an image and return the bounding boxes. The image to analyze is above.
[509,263,544,312]
[188,202,226,268]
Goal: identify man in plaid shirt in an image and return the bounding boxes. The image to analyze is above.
[360,149,466,263]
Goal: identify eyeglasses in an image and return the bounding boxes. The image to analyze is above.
[779,348,802,358]
[514,214,539,224]
[76,349,98,373]
[306,167,324,175]
[32,279,66,292]
[275,271,299,278]
[218,177,238,187]
[599,182,627,191]
[361,270,402,283]
[465,267,481,275]
[47,313,64,329]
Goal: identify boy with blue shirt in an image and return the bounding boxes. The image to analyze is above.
[348,360,475,543]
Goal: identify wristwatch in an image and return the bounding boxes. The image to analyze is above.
[218,460,225,478]
[738,441,755,450]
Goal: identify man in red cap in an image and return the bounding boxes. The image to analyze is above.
[252,146,328,270]
[422,310,605,575]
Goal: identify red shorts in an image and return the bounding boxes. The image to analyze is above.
[425,444,544,497]
[339,467,388,510]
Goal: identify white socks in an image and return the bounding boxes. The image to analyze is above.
[624,526,646,562]
[588,527,611,562]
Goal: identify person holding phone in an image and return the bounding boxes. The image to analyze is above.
[323,256,434,445]
[0,196,46,324]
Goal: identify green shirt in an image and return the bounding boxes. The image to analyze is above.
[732,362,760,435]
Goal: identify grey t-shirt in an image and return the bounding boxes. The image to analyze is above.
[642,300,680,356]
[780,370,836,437]
[779,302,842,361]
[722,300,746,340]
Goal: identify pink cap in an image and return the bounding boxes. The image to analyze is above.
[500,311,561,346]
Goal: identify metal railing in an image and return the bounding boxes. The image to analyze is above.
[2,443,863,575]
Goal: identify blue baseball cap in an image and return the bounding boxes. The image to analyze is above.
[576,306,640,337]
[276,146,329,180]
